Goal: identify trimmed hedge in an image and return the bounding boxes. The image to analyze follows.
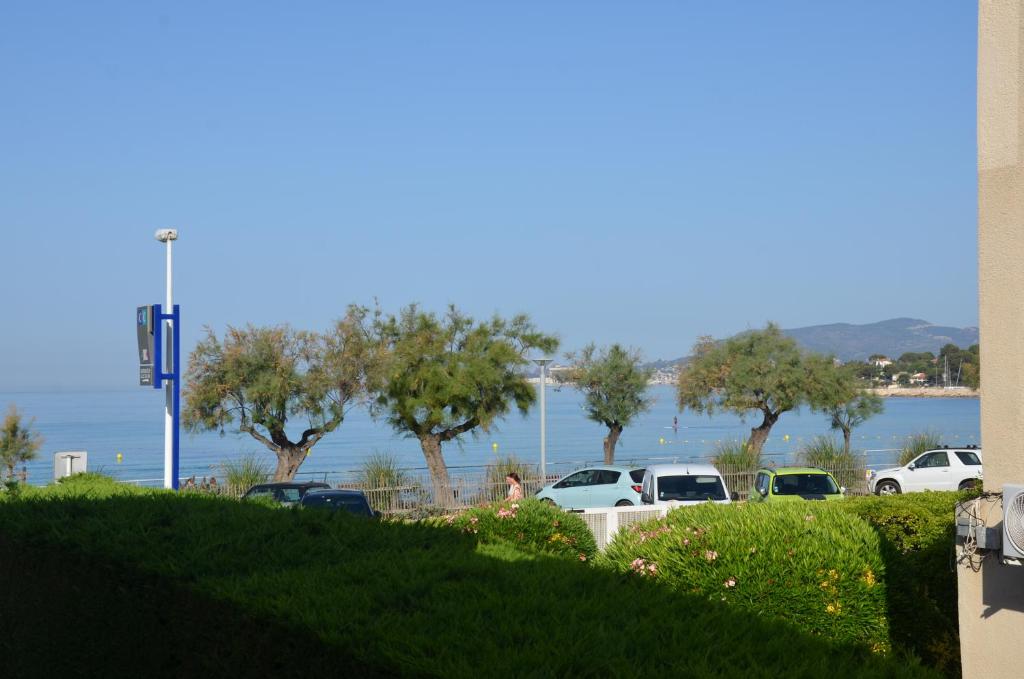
[600,502,892,653]
[841,492,968,676]
[446,498,597,561]
[0,479,936,677]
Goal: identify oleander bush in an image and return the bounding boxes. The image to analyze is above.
[599,501,891,653]
[841,492,969,676]
[447,498,597,561]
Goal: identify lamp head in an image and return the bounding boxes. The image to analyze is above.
[154,229,178,242]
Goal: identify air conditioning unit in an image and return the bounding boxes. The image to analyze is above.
[1003,484,1024,561]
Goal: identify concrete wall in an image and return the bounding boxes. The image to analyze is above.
[959,0,1024,674]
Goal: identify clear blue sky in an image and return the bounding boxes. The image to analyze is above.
[0,2,977,390]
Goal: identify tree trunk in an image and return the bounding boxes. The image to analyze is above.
[419,434,454,507]
[842,428,852,455]
[747,411,780,454]
[272,446,308,481]
[603,424,623,464]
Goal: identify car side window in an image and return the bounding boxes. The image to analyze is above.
[917,452,949,468]
[596,470,621,485]
[955,451,982,466]
[557,471,597,488]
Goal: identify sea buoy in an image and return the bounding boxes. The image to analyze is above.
[116,452,123,464]
[659,437,665,445]
[492,442,499,452]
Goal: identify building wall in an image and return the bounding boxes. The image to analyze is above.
[959,0,1024,674]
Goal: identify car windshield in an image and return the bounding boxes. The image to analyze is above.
[303,494,373,516]
[955,451,982,465]
[773,474,839,496]
[657,475,726,502]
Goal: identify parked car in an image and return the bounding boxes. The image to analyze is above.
[299,489,377,517]
[750,467,844,502]
[242,481,330,506]
[535,466,646,509]
[869,446,983,495]
[639,464,736,506]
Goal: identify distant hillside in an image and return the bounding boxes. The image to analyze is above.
[648,318,979,367]
[783,318,978,362]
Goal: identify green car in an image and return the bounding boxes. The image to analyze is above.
[749,467,844,502]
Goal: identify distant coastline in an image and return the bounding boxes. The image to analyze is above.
[869,386,979,399]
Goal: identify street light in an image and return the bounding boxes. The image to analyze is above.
[155,229,178,489]
[533,357,553,485]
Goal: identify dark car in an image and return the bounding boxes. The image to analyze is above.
[299,489,376,517]
[242,481,330,506]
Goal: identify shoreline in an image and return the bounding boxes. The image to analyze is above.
[869,387,979,399]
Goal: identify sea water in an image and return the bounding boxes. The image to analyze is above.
[1,385,980,484]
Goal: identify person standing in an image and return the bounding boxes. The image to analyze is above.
[506,472,523,501]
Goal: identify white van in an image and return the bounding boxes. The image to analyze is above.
[640,463,736,506]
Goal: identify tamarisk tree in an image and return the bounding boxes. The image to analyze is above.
[559,344,652,464]
[183,306,374,481]
[677,323,838,454]
[369,305,558,504]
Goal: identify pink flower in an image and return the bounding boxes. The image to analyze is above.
[470,517,479,524]
[579,553,587,561]
[724,577,737,588]
[704,550,718,561]
[683,538,690,546]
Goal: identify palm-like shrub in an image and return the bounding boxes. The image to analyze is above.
[899,431,941,466]
[797,435,865,493]
[712,440,762,497]
[358,452,411,512]
[220,454,270,495]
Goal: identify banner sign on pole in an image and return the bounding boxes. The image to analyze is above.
[137,305,155,386]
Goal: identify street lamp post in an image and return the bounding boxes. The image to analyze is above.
[533,358,552,485]
[155,229,178,489]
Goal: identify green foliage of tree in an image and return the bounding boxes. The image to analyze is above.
[677,324,836,453]
[183,306,375,481]
[0,405,43,482]
[806,364,885,454]
[369,305,558,504]
[559,344,652,464]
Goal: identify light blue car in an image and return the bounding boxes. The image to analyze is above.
[535,466,646,509]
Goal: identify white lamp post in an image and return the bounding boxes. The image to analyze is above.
[155,228,178,489]
[533,357,552,484]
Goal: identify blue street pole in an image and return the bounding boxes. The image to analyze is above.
[152,303,181,490]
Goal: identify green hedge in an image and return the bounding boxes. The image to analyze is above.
[600,502,892,653]
[0,480,935,677]
[445,498,597,561]
[841,492,968,676]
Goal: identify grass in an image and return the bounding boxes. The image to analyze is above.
[711,439,762,470]
[899,431,942,466]
[219,453,270,493]
[796,435,866,492]
[0,475,936,678]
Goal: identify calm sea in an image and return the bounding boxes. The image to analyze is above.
[1,386,980,484]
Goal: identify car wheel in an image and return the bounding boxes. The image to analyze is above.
[615,500,634,507]
[959,479,979,492]
[875,480,901,496]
